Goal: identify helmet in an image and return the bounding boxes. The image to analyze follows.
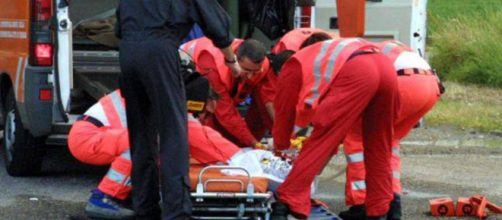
[179,50,209,113]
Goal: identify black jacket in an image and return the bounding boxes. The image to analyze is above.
[117,0,233,48]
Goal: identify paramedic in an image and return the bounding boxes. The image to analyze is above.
[339,40,442,220]
[271,38,399,219]
[116,0,240,219]
[68,75,291,219]
[265,28,334,127]
[181,38,272,148]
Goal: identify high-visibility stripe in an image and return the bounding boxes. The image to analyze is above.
[393,171,401,179]
[346,152,364,163]
[105,168,127,184]
[351,180,366,191]
[109,91,128,128]
[306,40,333,105]
[14,57,23,99]
[382,42,398,55]
[306,39,360,105]
[324,38,360,82]
[392,147,400,157]
[121,150,131,160]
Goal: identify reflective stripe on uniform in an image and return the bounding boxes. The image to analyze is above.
[382,42,399,55]
[109,91,128,128]
[306,40,333,105]
[105,168,127,184]
[306,39,360,105]
[346,152,364,163]
[392,147,400,157]
[351,180,367,191]
[121,150,131,160]
[393,171,401,179]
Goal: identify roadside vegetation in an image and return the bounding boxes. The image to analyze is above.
[428,0,502,87]
[425,0,502,133]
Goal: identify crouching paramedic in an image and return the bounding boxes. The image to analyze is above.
[339,40,443,220]
[271,38,399,220]
[181,38,272,148]
[68,74,291,219]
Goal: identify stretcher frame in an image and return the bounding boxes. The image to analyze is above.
[191,165,273,220]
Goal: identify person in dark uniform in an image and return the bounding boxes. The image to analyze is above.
[115,1,240,219]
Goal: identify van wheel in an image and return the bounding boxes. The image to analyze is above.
[3,89,45,176]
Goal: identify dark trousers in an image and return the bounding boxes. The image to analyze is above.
[119,37,192,220]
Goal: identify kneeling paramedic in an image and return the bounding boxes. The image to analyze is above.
[271,38,399,219]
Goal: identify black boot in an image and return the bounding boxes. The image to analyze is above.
[387,193,402,220]
[271,202,289,220]
[339,205,366,220]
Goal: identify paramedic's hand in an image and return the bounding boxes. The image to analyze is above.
[290,136,307,150]
[254,142,270,150]
[225,55,242,78]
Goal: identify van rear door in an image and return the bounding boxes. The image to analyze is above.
[55,0,73,116]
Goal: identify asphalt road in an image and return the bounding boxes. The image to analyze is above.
[1,126,502,220]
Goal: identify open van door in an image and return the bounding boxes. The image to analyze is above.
[55,0,73,117]
[410,0,428,57]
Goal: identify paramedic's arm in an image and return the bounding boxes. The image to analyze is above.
[192,0,240,75]
[259,70,277,121]
[272,60,302,151]
[198,51,257,146]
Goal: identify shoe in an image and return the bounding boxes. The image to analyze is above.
[271,202,289,220]
[85,189,135,219]
[260,156,292,182]
[339,205,366,220]
[387,193,402,220]
[271,201,307,219]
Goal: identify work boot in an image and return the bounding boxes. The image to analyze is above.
[271,202,289,220]
[339,205,366,220]
[387,193,402,220]
[85,189,135,219]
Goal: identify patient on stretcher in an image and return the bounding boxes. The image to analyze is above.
[188,112,292,191]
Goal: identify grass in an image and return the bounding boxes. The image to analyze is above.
[427,0,502,87]
[425,81,502,133]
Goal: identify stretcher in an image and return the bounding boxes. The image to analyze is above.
[189,164,341,220]
[190,164,273,219]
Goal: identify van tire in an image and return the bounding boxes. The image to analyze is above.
[2,89,45,176]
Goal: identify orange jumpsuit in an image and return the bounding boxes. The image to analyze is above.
[181,38,273,147]
[273,38,398,217]
[343,41,442,206]
[68,90,240,200]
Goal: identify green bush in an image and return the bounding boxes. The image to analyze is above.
[428,0,502,87]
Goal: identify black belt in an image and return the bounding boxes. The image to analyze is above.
[77,115,104,127]
[348,49,378,61]
[397,68,435,76]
